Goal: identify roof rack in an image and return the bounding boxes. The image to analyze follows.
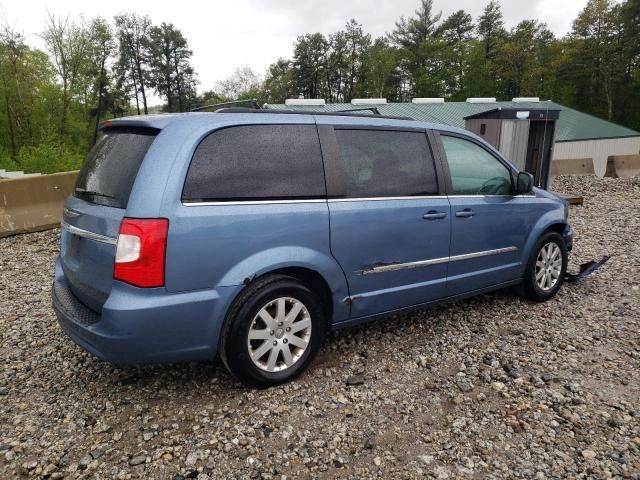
[191,98,261,112]
[336,106,382,115]
[215,107,412,121]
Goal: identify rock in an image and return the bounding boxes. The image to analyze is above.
[185,451,198,466]
[346,374,365,386]
[43,463,58,476]
[491,381,505,392]
[78,454,92,470]
[418,455,434,465]
[456,379,473,393]
[373,456,382,466]
[581,450,597,462]
[333,455,349,467]
[607,416,624,428]
[0,387,9,395]
[335,393,349,404]
[129,456,146,466]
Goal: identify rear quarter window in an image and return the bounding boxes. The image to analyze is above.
[75,128,158,208]
[182,124,326,202]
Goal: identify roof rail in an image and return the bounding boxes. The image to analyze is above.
[335,106,382,115]
[191,98,261,112]
[215,107,411,121]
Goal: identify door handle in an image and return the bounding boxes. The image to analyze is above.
[423,211,447,220]
[455,209,475,218]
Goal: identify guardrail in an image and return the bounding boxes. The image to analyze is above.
[0,171,78,238]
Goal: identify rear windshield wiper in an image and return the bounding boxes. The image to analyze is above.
[74,188,122,208]
[74,188,116,200]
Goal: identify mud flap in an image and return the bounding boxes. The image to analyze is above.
[564,256,610,283]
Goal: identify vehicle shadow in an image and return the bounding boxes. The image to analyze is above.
[86,286,526,395]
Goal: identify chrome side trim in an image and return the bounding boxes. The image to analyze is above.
[363,256,449,274]
[362,246,518,275]
[183,199,327,206]
[183,194,536,206]
[61,220,117,245]
[447,194,537,199]
[449,246,518,262]
[329,195,444,203]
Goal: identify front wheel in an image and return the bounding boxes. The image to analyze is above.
[522,231,568,302]
[219,275,325,388]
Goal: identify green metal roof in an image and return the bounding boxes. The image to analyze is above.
[265,101,640,143]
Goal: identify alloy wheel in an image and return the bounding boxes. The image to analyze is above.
[247,297,312,372]
[535,242,562,291]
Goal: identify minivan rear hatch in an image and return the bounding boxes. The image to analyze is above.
[60,127,158,312]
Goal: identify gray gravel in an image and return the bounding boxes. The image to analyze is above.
[1,175,639,479]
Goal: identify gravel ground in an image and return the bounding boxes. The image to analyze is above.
[1,175,639,479]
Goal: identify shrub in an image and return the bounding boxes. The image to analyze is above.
[16,138,86,174]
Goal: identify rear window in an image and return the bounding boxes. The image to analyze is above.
[74,128,158,208]
[182,124,325,202]
[334,129,438,198]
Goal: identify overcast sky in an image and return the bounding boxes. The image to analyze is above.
[2,0,589,103]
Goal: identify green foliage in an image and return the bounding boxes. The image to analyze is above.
[16,136,85,174]
[0,11,198,174]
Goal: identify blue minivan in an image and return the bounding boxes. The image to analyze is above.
[53,110,573,387]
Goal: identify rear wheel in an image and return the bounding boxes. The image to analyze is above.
[219,275,325,388]
[522,231,568,302]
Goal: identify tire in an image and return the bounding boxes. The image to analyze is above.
[219,274,326,388]
[522,231,568,302]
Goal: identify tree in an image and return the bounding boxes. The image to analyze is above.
[494,20,555,98]
[292,33,329,99]
[262,58,295,103]
[342,20,371,101]
[477,0,505,60]
[568,0,623,120]
[87,18,114,144]
[437,10,474,97]
[114,13,151,114]
[144,22,197,112]
[390,0,442,49]
[43,13,92,135]
[360,38,400,99]
[215,65,262,100]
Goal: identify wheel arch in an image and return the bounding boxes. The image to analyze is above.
[217,247,350,328]
[521,212,568,271]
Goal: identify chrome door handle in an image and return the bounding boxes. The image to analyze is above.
[423,211,447,220]
[455,209,475,218]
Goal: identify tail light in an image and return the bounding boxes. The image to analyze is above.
[114,218,169,288]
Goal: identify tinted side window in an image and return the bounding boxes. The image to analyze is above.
[183,124,325,201]
[441,135,512,195]
[334,129,438,198]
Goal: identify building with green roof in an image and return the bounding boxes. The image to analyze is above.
[265,98,640,177]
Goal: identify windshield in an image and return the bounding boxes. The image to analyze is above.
[74,128,158,208]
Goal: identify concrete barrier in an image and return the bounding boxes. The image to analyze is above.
[0,171,78,238]
[604,155,640,178]
[550,158,595,177]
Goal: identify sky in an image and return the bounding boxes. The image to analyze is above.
[1,0,589,104]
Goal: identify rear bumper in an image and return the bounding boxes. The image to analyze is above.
[52,257,240,365]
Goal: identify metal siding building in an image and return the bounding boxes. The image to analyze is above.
[266,100,640,177]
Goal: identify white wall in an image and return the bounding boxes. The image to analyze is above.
[553,137,640,177]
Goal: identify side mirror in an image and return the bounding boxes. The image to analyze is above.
[516,172,534,194]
